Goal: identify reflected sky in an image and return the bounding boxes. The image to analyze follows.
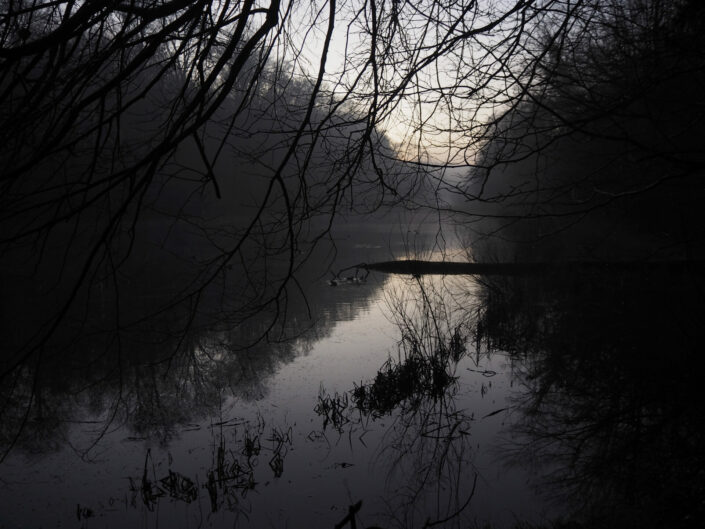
[6,232,698,529]
[0,272,549,529]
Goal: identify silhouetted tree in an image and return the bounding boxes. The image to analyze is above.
[445,0,705,261]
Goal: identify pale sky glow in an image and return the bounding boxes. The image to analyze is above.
[283,1,451,164]
[281,0,524,168]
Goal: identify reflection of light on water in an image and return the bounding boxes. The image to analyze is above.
[0,271,551,529]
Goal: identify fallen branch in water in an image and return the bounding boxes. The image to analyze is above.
[345,259,705,277]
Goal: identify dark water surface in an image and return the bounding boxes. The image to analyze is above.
[2,226,704,528]
[0,271,547,528]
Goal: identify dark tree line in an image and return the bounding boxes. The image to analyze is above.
[447,0,705,261]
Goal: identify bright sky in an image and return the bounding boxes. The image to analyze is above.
[279,0,516,169]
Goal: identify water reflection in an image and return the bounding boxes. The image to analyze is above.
[316,276,481,529]
[476,267,705,528]
[6,249,700,528]
[0,257,384,458]
[0,270,538,529]
[0,270,389,528]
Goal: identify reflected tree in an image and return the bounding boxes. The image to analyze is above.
[475,268,705,528]
[0,274,383,457]
[316,276,479,529]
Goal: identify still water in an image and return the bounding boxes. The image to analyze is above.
[2,231,704,529]
[0,267,554,529]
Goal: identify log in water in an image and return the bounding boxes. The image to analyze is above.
[350,260,705,276]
